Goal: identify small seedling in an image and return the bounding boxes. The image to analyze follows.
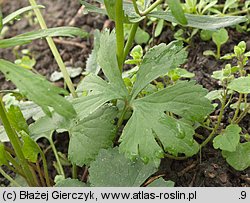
[203,28,229,59]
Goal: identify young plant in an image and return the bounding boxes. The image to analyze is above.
[203,28,229,59]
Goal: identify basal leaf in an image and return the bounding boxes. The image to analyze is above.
[167,0,187,25]
[89,148,158,187]
[222,142,250,171]
[30,105,118,166]
[131,41,187,100]
[0,60,76,118]
[55,178,86,187]
[148,11,246,30]
[120,81,213,162]
[0,27,88,48]
[228,77,250,94]
[74,30,128,118]
[3,5,44,25]
[68,105,117,166]
[213,124,241,152]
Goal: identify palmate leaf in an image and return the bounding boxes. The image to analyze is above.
[74,30,128,118]
[119,81,213,163]
[213,124,241,152]
[222,142,250,171]
[89,148,159,187]
[0,60,76,118]
[131,41,187,100]
[0,27,88,48]
[30,105,118,166]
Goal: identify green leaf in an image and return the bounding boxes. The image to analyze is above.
[104,0,116,20]
[74,30,128,118]
[85,30,101,75]
[131,41,187,100]
[21,132,41,163]
[135,27,150,44]
[0,143,8,166]
[55,178,86,187]
[68,105,117,166]
[0,27,88,48]
[212,28,229,48]
[7,105,29,134]
[89,148,158,187]
[30,105,118,166]
[2,5,44,25]
[222,142,250,171]
[167,0,188,25]
[0,126,8,142]
[213,124,241,152]
[0,59,76,119]
[120,81,213,162]
[148,11,246,30]
[148,179,175,187]
[228,77,250,94]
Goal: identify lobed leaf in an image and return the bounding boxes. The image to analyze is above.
[131,41,187,100]
[89,148,158,187]
[222,142,250,171]
[0,60,76,118]
[228,77,250,94]
[120,81,213,162]
[213,124,241,152]
[0,27,88,48]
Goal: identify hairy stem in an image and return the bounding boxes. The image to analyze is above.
[115,0,125,72]
[28,0,77,98]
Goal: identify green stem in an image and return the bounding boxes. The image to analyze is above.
[164,153,188,161]
[201,89,228,148]
[0,96,36,186]
[123,23,139,62]
[217,45,221,59]
[0,168,21,187]
[141,0,164,16]
[235,104,250,124]
[72,165,77,179]
[132,0,140,15]
[36,161,46,187]
[5,152,25,177]
[28,0,77,98]
[117,103,129,130]
[49,138,65,178]
[115,0,125,72]
[231,93,243,123]
[40,151,51,186]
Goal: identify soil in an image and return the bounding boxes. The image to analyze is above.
[0,0,250,187]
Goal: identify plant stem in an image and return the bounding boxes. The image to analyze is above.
[117,103,129,130]
[5,152,25,177]
[200,89,228,147]
[123,23,139,62]
[36,161,46,187]
[235,104,250,124]
[141,0,164,16]
[72,165,77,179]
[0,168,21,187]
[39,151,51,186]
[49,138,65,178]
[132,0,140,15]
[231,93,243,123]
[28,0,77,98]
[164,153,188,160]
[0,96,36,186]
[217,45,221,59]
[115,0,125,72]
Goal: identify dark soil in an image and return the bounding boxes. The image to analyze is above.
[0,0,250,187]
